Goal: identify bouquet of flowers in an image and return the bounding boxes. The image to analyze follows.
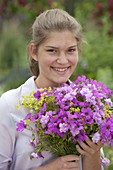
[16,75,113,166]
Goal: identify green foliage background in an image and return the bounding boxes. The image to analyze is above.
[0,0,113,169]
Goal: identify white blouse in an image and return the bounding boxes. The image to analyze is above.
[0,77,104,170]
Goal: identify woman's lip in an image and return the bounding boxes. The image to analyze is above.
[51,66,70,72]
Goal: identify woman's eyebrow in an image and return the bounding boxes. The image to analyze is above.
[68,45,78,48]
[45,45,78,49]
[45,46,59,49]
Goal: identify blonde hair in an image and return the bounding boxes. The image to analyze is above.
[29,8,84,76]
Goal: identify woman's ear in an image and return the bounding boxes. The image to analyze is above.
[28,42,38,61]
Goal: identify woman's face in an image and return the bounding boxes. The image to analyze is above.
[33,30,78,88]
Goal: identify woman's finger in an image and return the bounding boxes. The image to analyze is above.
[76,144,90,156]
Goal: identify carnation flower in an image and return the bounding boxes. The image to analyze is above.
[16,75,113,166]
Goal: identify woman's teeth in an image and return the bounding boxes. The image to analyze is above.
[54,67,69,72]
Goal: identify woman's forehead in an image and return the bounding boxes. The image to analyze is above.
[41,30,77,46]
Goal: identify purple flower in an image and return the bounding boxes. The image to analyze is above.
[80,86,93,102]
[100,117,113,145]
[81,107,93,124]
[24,113,31,120]
[70,124,83,137]
[31,152,44,159]
[30,137,39,147]
[34,90,41,99]
[46,111,54,116]
[31,114,38,122]
[75,75,86,83]
[40,114,49,128]
[93,109,104,125]
[16,120,26,131]
[78,131,86,142]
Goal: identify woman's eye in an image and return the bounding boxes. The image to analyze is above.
[46,49,57,53]
[68,48,76,52]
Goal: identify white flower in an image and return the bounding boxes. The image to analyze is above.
[92,132,100,143]
[59,123,68,133]
[105,98,113,107]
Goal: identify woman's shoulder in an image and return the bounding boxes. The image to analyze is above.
[1,87,21,104]
[0,85,23,116]
[0,76,36,109]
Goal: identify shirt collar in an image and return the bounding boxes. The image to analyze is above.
[20,76,37,99]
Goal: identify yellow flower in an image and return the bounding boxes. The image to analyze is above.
[70,107,80,112]
[24,119,30,125]
[84,125,88,130]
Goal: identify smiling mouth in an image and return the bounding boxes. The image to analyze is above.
[51,66,70,72]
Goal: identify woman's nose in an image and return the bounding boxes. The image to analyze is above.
[56,52,68,64]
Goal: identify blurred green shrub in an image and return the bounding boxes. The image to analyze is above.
[74,30,113,89]
[0,20,30,93]
[103,145,113,170]
[0,0,62,28]
[0,20,27,70]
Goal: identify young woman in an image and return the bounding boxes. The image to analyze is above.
[0,8,103,170]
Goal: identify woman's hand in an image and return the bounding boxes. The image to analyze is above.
[76,136,103,170]
[33,154,80,170]
[76,136,102,157]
